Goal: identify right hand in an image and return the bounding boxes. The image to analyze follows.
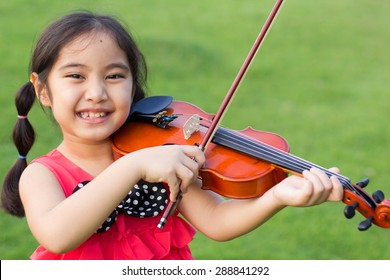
[130,145,205,201]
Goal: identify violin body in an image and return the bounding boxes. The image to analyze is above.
[112,100,288,199]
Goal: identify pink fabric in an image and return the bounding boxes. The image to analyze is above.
[29,149,195,260]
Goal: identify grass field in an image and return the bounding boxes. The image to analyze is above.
[1,0,390,260]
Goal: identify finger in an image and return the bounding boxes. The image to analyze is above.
[181,145,206,167]
[175,164,197,194]
[310,167,344,204]
[180,152,201,175]
[328,175,344,202]
[300,170,316,205]
[165,176,181,202]
[310,167,333,193]
[327,166,344,201]
[303,168,330,205]
[169,188,180,202]
[329,167,340,174]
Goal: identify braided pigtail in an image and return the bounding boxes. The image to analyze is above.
[1,82,36,217]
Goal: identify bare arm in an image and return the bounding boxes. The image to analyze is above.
[179,167,343,241]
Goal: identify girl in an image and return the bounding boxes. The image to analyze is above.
[1,11,343,260]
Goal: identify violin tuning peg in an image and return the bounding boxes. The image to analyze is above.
[344,201,358,219]
[356,178,370,188]
[372,190,385,203]
[358,216,373,231]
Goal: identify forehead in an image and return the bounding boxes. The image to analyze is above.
[55,30,128,66]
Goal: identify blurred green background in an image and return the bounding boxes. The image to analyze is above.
[1,0,389,259]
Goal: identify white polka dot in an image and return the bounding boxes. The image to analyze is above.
[133,200,138,205]
[157,196,162,201]
[161,189,166,193]
[152,186,158,192]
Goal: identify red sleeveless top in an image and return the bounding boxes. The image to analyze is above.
[29,149,195,260]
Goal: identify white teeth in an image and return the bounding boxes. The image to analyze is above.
[80,112,107,119]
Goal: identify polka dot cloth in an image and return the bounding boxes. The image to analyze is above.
[72,179,168,232]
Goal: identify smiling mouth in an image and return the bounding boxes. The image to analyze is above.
[78,112,109,119]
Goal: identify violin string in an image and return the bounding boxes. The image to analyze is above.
[212,127,357,193]
[212,127,377,208]
[213,127,348,182]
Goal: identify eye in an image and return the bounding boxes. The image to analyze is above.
[66,73,84,79]
[106,74,125,80]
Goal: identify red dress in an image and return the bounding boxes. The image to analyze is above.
[29,149,195,260]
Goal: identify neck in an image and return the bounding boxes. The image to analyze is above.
[57,139,114,176]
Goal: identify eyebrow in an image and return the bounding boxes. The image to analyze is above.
[105,62,131,72]
[58,62,131,72]
[58,63,86,71]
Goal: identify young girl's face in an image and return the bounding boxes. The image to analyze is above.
[37,30,134,144]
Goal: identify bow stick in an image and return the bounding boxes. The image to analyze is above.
[157,0,285,229]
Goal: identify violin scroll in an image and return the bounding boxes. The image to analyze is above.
[343,178,390,231]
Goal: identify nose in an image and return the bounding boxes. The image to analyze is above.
[85,79,108,102]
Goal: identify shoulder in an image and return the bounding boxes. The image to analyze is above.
[19,149,63,199]
[26,149,93,196]
[19,161,67,219]
[20,162,64,200]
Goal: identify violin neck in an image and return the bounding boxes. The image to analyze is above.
[212,127,379,209]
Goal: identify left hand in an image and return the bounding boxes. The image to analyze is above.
[271,167,344,207]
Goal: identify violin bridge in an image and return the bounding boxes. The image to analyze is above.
[183,114,200,140]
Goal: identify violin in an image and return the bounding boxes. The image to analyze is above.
[112,0,390,231]
[112,97,390,231]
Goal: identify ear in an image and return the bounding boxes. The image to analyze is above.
[30,72,51,107]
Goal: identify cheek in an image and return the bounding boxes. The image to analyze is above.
[46,76,80,107]
[113,83,134,114]
[50,90,78,111]
[116,93,132,121]
[48,89,80,122]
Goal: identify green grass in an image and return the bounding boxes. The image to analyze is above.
[1,0,390,260]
